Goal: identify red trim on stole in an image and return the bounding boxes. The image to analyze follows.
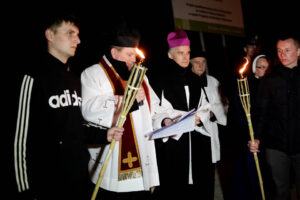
[100,57,151,179]
[142,81,151,112]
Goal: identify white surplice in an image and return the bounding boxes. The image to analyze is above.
[160,75,227,165]
[80,56,168,192]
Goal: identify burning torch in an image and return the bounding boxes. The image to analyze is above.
[237,57,265,200]
[91,48,147,200]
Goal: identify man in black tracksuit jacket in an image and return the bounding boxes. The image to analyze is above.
[249,35,300,200]
[12,14,123,200]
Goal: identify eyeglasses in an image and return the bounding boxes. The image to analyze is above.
[256,66,268,69]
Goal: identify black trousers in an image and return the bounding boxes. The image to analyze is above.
[265,148,300,200]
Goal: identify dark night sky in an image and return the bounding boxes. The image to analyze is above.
[11,1,299,56]
[6,0,299,91]
[5,2,299,198]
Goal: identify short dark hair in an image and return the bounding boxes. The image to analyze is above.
[277,34,299,48]
[44,13,79,33]
[41,12,79,52]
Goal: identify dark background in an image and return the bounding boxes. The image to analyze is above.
[5,1,299,199]
[8,0,299,95]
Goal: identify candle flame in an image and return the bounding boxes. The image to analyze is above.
[239,57,249,77]
[136,48,145,59]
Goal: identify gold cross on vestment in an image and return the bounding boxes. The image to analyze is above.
[122,151,137,168]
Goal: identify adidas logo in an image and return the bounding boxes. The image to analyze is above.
[48,89,82,108]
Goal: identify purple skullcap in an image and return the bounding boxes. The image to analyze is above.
[167,28,190,48]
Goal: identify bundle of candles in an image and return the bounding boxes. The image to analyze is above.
[91,48,147,200]
[237,57,265,200]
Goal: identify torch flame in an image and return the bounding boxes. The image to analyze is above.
[136,48,145,59]
[239,57,249,78]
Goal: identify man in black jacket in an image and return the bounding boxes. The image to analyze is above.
[154,28,203,200]
[12,13,124,200]
[249,35,300,200]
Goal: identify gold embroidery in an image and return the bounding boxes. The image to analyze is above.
[122,152,138,168]
[118,169,142,181]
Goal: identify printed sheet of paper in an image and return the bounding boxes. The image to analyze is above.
[146,109,196,140]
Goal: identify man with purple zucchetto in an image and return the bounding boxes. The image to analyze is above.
[154,28,204,200]
[154,28,228,200]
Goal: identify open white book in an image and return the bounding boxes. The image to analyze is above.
[146,108,196,140]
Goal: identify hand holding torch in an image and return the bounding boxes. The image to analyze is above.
[237,57,265,200]
[91,49,147,200]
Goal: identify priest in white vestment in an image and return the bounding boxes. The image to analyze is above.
[80,22,169,199]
